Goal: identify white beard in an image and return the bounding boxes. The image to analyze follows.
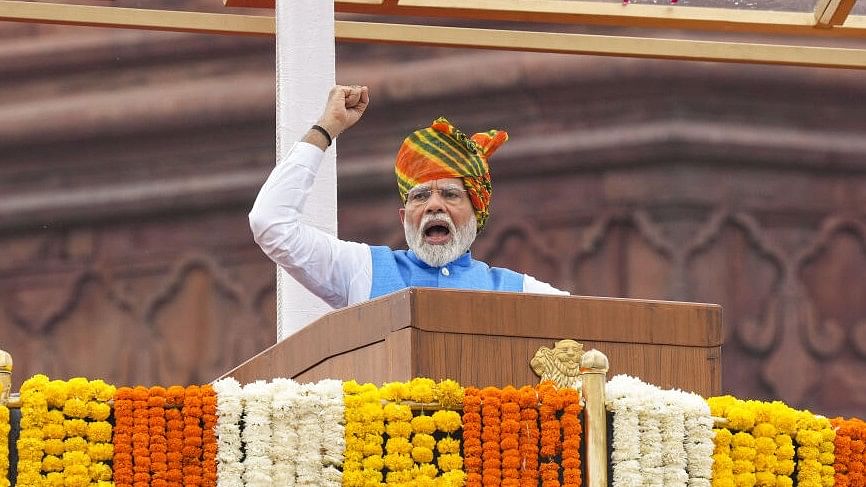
[404,212,478,267]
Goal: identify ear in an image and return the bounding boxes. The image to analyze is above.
[398,207,405,224]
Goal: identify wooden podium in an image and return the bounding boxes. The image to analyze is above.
[225,288,722,397]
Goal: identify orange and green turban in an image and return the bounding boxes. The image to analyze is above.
[395,117,508,230]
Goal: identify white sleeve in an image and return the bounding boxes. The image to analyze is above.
[248,142,372,309]
[522,275,570,295]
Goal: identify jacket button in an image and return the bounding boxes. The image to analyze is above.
[441,267,450,276]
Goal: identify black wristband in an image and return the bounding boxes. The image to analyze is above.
[311,124,333,147]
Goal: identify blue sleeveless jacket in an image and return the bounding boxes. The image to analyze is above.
[369,246,523,299]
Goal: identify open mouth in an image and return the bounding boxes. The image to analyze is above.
[423,221,452,245]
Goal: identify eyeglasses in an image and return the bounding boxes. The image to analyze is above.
[406,186,468,206]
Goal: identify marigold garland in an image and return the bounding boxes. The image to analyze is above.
[464,387,484,487]
[500,387,521,487]
[17,375,115,487]
[165,385,186,487]
[114,387,135,486]
[481,386,503,486]
[147,386,168,487]
[538,382,563,487]
[182,385,204,486]
[517,386,540,487]
[0,404,10,487]
[343,380,384,487]
[709,396,835,487]
[200,384,218,487]
[832,417,866,487]
[131,386,150,487]
[560,388,582,487]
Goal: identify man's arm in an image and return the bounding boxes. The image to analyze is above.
[249,85,373,308]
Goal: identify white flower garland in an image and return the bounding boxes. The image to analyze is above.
[214,377,345,486]
[213,377,245,487]
[242,380,275,487]
[316,379,345,487]
[271,378,301,486]
[607,375,715,487]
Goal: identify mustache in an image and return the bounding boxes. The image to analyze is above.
[418,212,455,233]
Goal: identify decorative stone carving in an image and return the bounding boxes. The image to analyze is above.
[530,339,585,389]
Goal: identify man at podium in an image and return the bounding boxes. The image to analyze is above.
[249,84,566,309]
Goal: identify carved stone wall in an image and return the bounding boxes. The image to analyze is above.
[1,21,865,417]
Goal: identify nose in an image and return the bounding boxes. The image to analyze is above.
[424,189,447,213]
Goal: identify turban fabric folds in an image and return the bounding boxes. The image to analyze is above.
[395,117,508,230]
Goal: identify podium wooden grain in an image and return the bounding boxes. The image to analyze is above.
[223,288,722,397]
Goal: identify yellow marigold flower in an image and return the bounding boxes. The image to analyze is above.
[386,437,413,455]
[44,438,66,456]
[88,442,114,462]
[408,378,436,403]
[362,455,384,471]
[715,428,733,448]
[434,379,464,409]
[734,472,756,487]
[89,379,115,402]
[20,374,50,393]
[66,377,93,401]
[440,470,467,487]
[62,450,91,467]
[384,453,414,472]
[362,441,383,457]
[361,469,383,484]
[386,421,413,438]
[64,436,89,454]
[732,432,756,449]
[43,423,65,440]
[43,454,65,472]
[87,402,111,422]
[729,407,756,431]
[733,459,755,474]
[413,433,436,450]
[89,462,112,481]
[755,437,776,455]
[797,430,821,447]
[775,475,793,487]
[46,409,64,424]
[64,418,88,437]
[775,459,795,476]
[753,423,777,438]
[414,462,439,478]
[415,477,436,487]
[818,441,834,454]
[45,380,69,409]
[411,415,436,435]
[361,402,384,422]
[798,446,819,460]
[386,468,413,483]
[45,471,65,487]
[383,403,412,423]
[380,382,410,402]
[755,471,776,487]
[86,421,112,443]
[432,410,462,434]
[412,446,433,463]
[437,437,460,454]
[708,395,737,417]
[438,453,463,472]
[62,399,88,419]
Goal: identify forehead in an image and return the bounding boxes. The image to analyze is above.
[413,177,464,190]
